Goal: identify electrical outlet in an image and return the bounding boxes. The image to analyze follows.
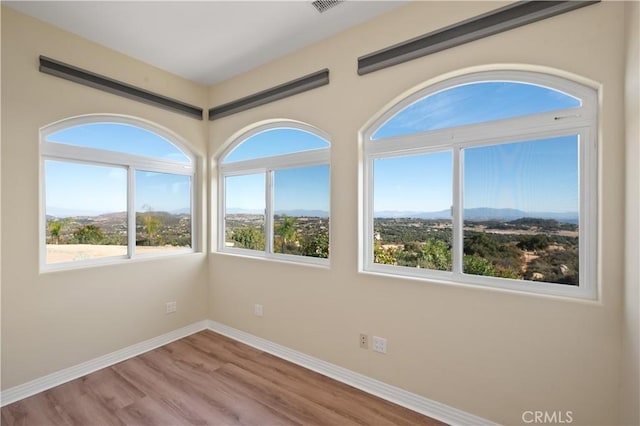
[372,336,387,353]
[165,301,177,314]
[359,333,368,349]
[254,304,263,317]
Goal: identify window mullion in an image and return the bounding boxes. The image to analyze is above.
[265,170,274,255]
[190,171,197,252]
[364,155,375,268]
[452,146,463,278]
[127,166,136,258]
[219,174,226,254]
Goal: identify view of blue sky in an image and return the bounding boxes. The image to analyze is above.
[46,161,127,217]
[372,81,580,139]
[225,173,265,213]
[45,123,192,217]
[223,128,330,216]
[274,165,329,214]
[371,81,580,218]
[224,128,329,163]
[136,171,191,214]
[46,82,580,219]
[373,135,578,215]
[373,136,579,215]
[374,152,452,213]
[46,161,191,216]
[463,136,578,214]
[47,123,190,163]
[224,165,330,215]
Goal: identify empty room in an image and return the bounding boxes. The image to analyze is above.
[1,1,639,425]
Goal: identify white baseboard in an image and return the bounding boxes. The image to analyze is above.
[207,320,496,426]
[0,320,209,407]
[1,319,495,426]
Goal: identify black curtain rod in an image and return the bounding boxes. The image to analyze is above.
[39,56,204,120]
[208,69,330,120]
[358,0,599,76]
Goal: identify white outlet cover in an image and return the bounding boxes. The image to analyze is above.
[254,304,263,317]
[372,336,387,353]
[165,301,177,314]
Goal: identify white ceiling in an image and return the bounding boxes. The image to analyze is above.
[5,1,407,86]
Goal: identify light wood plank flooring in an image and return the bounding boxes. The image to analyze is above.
[1,330,445,425]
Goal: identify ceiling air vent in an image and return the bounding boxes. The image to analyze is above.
[311,0,343,14]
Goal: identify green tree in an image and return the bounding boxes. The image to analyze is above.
[525,246,579,285]
[301,230,329,258]
[275,215,298,254]
[231,227,265,250]
[73,225,104,244]
[395,239,452,270]
[419,239,452,271]
[464,232,522,274]
[464,233,501,258]
[101,233,128,246]
[48,220,63,244]
[463,255,496,276]
[374,239,397,265]
[142,213,164,245]
[137,205,164,246]
[517,234,550,251]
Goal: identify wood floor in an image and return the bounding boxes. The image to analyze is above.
[1,330,444,425]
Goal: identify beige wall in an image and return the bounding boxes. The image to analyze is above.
[209,2,627,424]
[1,5,4,390]
[2,2,638,425]
[1,8,209,389]
[622,1,640,425]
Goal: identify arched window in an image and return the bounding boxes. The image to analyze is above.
[218,122,330,264]
[41,115,196,269]
[362,70,597,299]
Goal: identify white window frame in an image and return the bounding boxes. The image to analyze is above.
[40,114,198,271]
[361,70,598,300]
[217,121,331,266]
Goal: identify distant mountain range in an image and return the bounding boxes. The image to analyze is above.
[374,208,578,223]
[275,209,328,218]
[47,207,111,217]
[225,208,260,215]
[227,207,577,222]
[47,207,190,218]
[48,206,577,223]
[226,208,329,218]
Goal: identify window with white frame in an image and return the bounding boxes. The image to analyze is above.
[362,70,597,299]
[219,122,330,264]
[41,115,196,270]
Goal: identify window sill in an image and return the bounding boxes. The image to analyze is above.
[213,249,330,269]
[40,249,203,274]
[360,264,599,303]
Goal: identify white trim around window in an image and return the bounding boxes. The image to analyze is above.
[361,70,598,300]
[40,114,199,272]
[217,121,331,266]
